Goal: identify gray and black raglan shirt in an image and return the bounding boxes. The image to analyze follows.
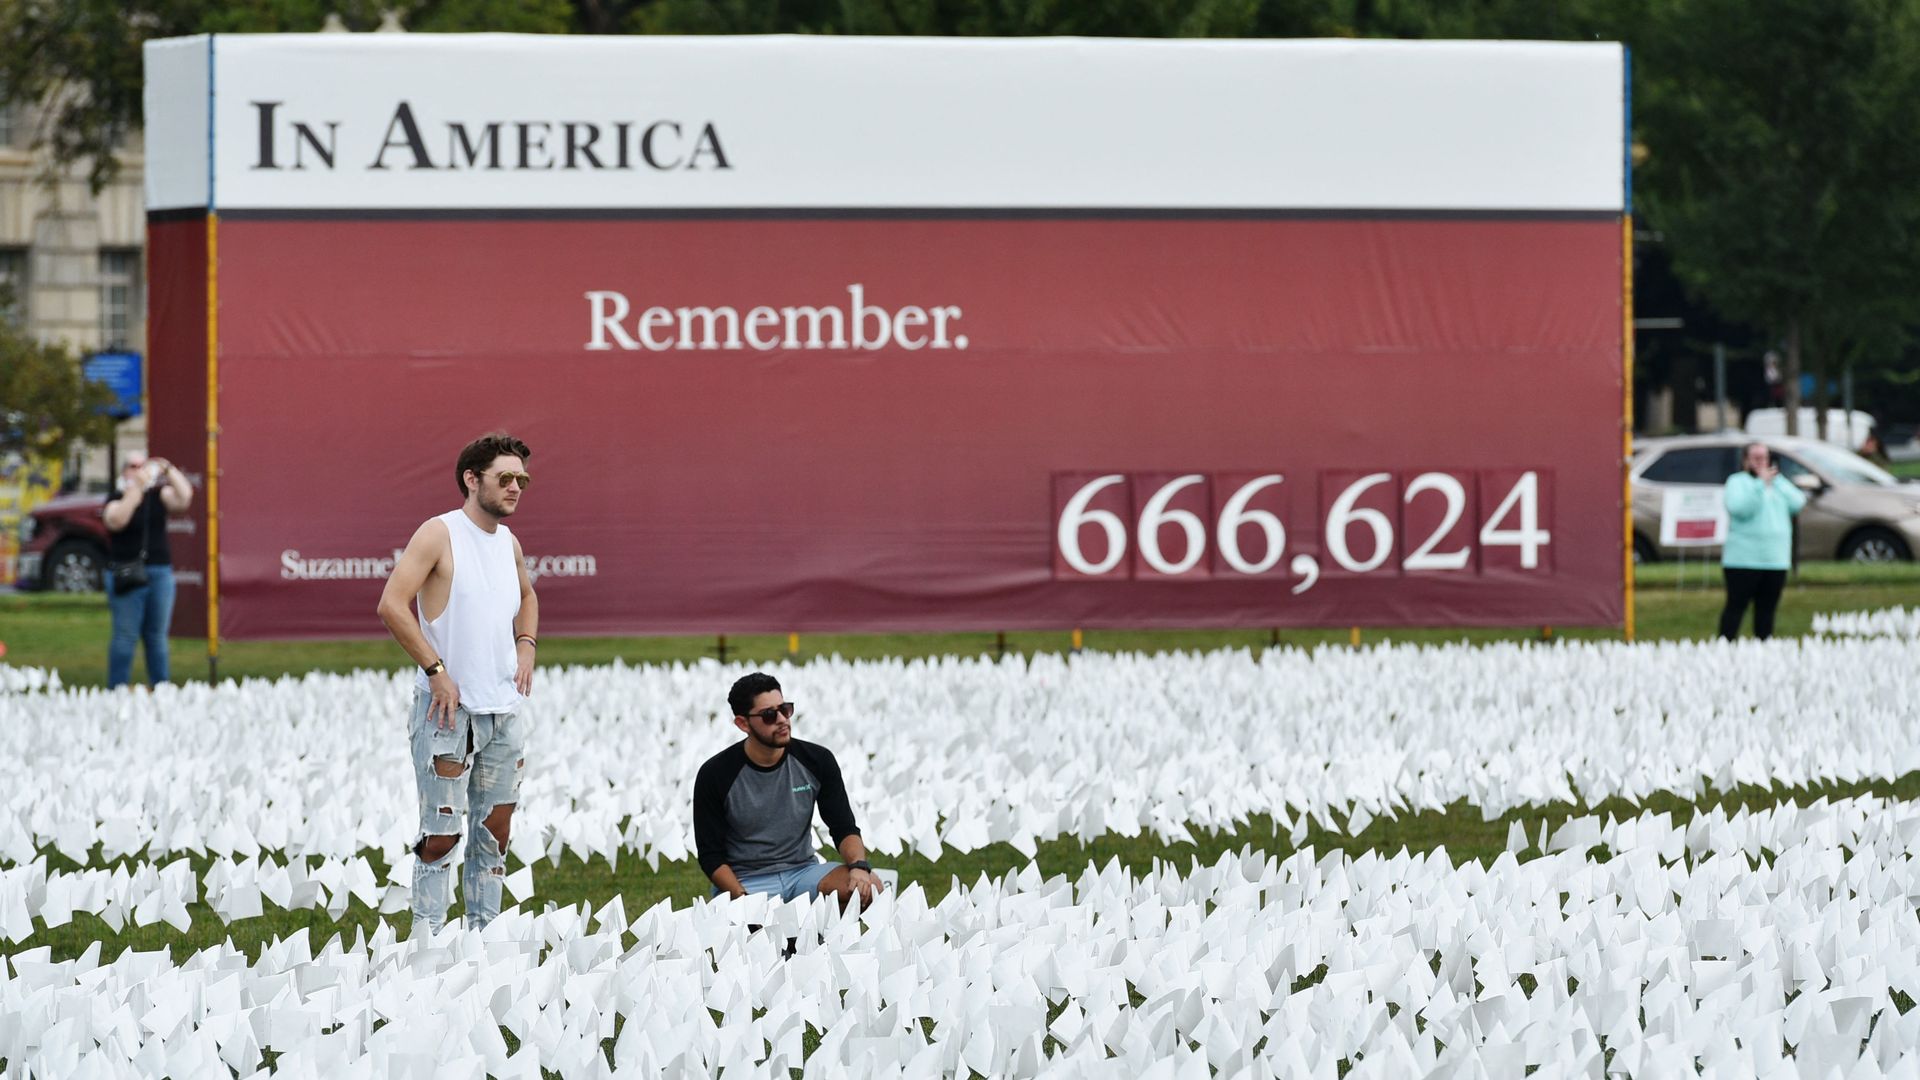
[693,739,860,878]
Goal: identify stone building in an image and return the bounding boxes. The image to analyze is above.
[0,99,149,489]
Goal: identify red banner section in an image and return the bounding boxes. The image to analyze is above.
[145,218,209,638]
[199,215,1622,638]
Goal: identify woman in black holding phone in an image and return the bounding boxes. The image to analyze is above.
[101,453,193,687]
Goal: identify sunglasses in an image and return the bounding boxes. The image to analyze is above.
[488,471,532,489]
[744,702,795,723]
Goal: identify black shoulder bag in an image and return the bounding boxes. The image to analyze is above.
[108,493,151,590]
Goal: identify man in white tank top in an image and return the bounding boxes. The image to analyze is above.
[377,432,540,933]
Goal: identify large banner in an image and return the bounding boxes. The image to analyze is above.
[145,35,1630,639]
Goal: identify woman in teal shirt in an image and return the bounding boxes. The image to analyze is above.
[1719,442,1806,639]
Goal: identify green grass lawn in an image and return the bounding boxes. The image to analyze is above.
[4,561,1917,687]
[5,561,1919,687]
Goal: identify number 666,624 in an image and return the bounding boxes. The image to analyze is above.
[1051,470,1552,590]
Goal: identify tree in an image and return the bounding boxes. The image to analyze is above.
[0,297,119,463]
[633,0,1260,37]
[1634,0,1920,436]
[1308,0,1637,39]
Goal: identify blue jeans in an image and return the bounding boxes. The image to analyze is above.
[408,692,527,933]
[716,860,835,902]
[106,564,175,688]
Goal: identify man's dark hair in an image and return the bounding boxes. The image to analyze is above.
[456,432,531,496]
[728,672,781,717]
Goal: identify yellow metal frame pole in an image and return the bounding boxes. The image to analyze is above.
[1622,215,1636,642]
[206,213,221,680]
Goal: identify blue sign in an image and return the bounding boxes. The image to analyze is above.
[83,352,142,419]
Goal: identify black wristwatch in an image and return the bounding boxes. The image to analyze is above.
[847,859,872,873]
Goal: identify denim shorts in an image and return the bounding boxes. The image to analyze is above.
[718,860,835,902]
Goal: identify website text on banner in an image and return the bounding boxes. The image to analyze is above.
[143,36,1630,639]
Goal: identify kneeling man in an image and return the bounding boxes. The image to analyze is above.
[695,672,885,905]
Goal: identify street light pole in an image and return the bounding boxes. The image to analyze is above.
[1714,342,1728,432]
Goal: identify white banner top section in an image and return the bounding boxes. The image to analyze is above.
[144,34,1627,213]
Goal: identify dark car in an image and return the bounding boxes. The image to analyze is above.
[15,492,111,592]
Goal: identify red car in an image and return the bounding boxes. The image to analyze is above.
[15,492,112,592]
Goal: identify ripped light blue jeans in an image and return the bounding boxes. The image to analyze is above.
[409,691,526,933]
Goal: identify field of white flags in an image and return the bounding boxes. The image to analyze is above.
[3,617,1919,1077]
